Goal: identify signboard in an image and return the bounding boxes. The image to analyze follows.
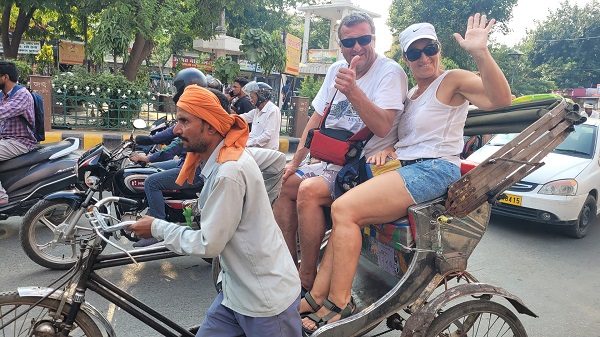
[0,40,41,55]
[308,49,338,64]
[172,55,213,71]
[59,41,85,65]
[596,84,600,96]
[284,33,301,76]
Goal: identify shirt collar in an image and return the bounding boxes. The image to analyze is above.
[200,139,226,180]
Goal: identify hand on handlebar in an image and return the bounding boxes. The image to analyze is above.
[129,153,150,163]
[126,215,155,239]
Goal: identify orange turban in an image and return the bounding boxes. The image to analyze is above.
[175,85,249,185]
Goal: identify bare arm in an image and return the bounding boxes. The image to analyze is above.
[452,14,512,110]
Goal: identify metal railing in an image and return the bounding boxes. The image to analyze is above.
[52,90,297,136]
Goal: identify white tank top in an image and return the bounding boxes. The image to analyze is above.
[394,71,469,167]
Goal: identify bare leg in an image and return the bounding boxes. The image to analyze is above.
[299,235,334,314]
[302,171,414,330]
[297,176,333,291]
[273,174,303,265]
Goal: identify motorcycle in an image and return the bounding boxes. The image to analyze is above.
[0,137,80,220]
[19,119,202,270]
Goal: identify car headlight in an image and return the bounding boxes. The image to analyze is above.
[538,179,577,196]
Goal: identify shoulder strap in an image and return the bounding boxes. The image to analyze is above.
[318,89,339,129]
[9,85,23,99]
[11,85,34,131]
[349,126,373,141]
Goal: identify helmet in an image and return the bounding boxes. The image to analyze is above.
[242,81,272,107]
[205,75,223,91]
[172,68,207,103]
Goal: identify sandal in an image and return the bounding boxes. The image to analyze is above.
[302,297,356,335]
[300,291,322,316]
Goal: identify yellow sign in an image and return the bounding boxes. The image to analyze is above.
[59,41,85,65]
[284,33,301,76]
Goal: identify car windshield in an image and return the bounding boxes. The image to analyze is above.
[488,124,597,158]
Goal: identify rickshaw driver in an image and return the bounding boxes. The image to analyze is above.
[300,14,512,334]
[128,85,302,337]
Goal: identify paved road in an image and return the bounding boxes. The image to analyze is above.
[1,213,599,336]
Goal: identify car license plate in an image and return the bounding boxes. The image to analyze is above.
[499,194,522,206]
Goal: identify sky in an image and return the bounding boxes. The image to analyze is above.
[351,0,596,54]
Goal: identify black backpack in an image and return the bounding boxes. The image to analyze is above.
[10,85,45,141]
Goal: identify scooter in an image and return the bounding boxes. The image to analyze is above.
[19,120,202,270]
[0,137,80,220]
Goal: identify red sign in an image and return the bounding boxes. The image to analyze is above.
[172,55,213,71]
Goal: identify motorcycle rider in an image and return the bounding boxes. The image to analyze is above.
[0,61,37,204]
[235,81,281,150]
[129,68,209,247]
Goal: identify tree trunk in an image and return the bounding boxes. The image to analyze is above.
[122,33,154,82]
[1,2,36,59]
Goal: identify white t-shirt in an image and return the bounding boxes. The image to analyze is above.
[311,55,408,157]
[240,101,281,150]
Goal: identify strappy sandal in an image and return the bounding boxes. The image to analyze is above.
[302,297,356,335]
[300,291,322,316]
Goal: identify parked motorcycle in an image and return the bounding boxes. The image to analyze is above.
[0,137,80,220]
[19,119,202,270]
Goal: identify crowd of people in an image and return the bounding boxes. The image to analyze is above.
[2,10,513,337]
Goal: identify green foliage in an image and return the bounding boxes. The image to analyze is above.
[52,71,147,127]
[173,59,184,74]
[298,76,324,104]
[240,28,286,78]
[12,60,33,85]
[387,0,518,69]
[523,0,600,89]
[35,44,54,75]
[213,57,241,85]
[88,5,134,66]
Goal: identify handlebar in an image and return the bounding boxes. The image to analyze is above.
[87,196,139,233]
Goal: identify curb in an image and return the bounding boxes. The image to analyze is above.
[44,131,300,154]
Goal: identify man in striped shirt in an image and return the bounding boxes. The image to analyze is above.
[0,61,36,204]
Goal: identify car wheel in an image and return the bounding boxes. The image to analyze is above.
[565,194,596,239]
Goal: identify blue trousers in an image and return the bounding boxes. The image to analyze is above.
[197,293,302,337]
[145,160,202,219]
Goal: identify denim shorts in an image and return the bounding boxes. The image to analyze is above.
[398,159,461,203]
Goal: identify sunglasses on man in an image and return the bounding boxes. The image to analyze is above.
[404,42,440,62]
[340,35,373,48]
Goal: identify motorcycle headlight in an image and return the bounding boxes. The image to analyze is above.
[538,179,577,196]
[84,172,101,189]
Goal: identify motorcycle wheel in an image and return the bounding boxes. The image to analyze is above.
[425,300,527,337]
[20,199,95,270]
[0,291,103,336]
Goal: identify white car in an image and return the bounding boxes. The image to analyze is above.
[467,118,600,238]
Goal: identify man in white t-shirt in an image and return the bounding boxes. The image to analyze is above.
[272,11,408,293]
[236,81,281,150]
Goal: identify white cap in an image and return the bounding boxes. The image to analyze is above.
[584,103,593,109]
[399,23,438,52]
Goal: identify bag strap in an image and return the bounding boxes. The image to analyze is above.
[318,89,339,129]
[349,126,373,141]
[10,85,34,131]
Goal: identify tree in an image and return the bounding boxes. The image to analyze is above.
[213,56,241,85]
[523,0,600,89]
[240,28,286,78]
[0,0,83,59]
[387,0,518,69]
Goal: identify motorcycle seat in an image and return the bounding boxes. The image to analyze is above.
[0,139,75,173]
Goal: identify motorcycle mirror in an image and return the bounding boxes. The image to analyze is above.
[133,119,147,129]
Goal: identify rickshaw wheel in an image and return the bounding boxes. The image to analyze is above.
[425,300,527,337]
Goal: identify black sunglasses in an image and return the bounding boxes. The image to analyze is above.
[340,35,373,48]
[404,42,440,62]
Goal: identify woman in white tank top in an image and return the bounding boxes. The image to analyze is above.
[301,14,512,332]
